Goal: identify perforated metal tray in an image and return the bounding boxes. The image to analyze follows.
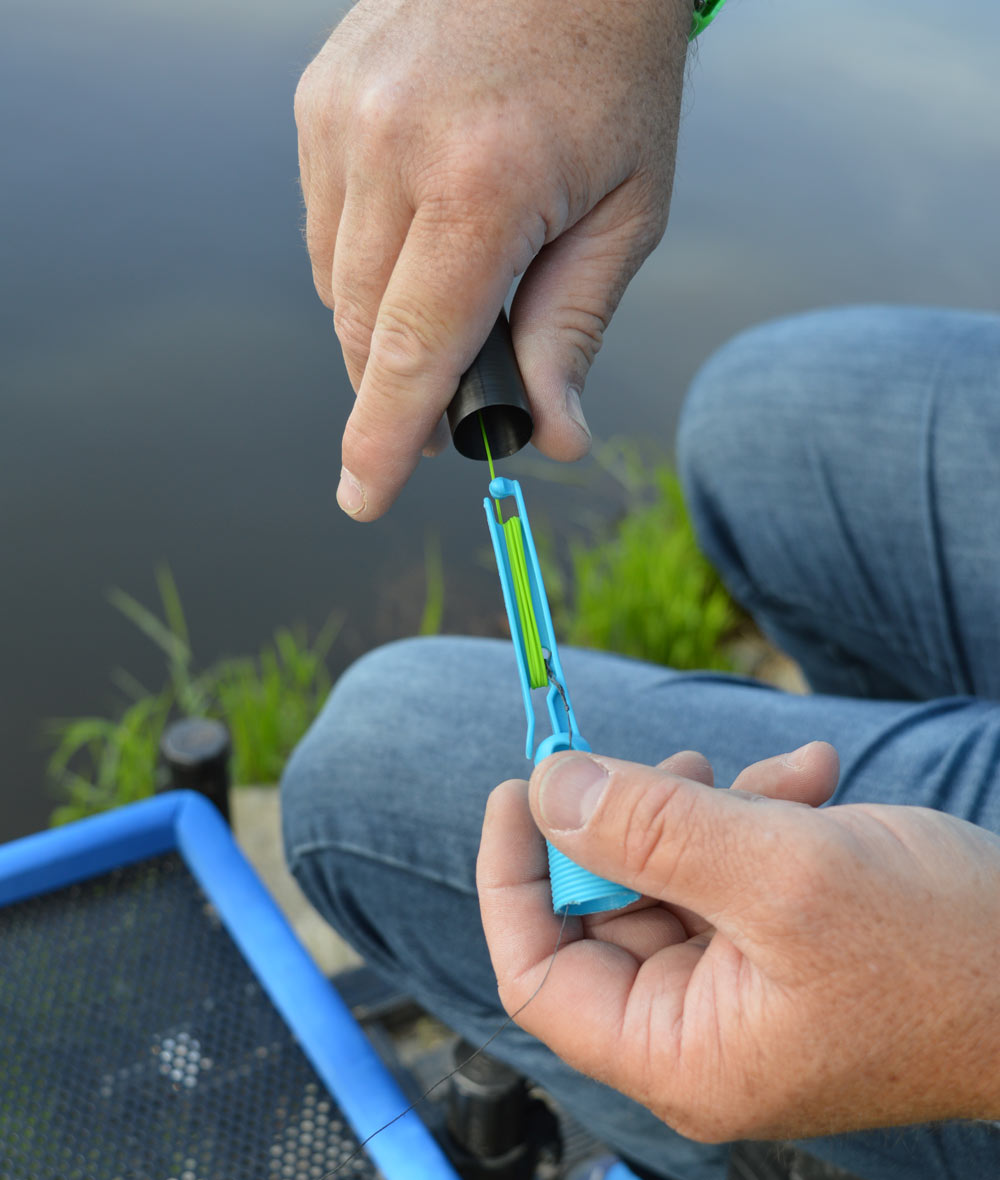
[0,791,458,1180]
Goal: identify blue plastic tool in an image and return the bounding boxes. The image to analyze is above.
[485,476,640,916]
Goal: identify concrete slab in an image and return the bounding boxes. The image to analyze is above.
[230,786,362,977]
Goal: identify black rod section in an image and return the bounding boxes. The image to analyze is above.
[159,718,232,824]
[448,310,533,461]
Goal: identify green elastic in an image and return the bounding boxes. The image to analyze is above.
[480,412,503,525]
[478,412,548,690]
[690,0,727,39]
[503,515,548,689]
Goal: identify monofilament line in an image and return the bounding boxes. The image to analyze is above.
[318,906,573,1179]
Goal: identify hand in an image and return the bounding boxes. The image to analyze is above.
[295,0,691,519]
[477,744,1000,1141]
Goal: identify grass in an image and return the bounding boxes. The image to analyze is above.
[46,447,745,825]
[541,439,742,672]
[418,530,445,637]
[47,566,340,826]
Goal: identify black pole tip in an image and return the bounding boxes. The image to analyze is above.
[451,401,533,461]
[448,310,533,461]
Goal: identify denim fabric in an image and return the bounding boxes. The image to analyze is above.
[282,306,1000,1180]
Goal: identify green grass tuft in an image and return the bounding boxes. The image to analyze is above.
[47,694,174,827]
[46,571,341,826]
[45,457,744,828]
[418,530,444,636]
[545,443,741,671]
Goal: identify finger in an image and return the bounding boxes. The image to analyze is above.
[479,782,691,967]
[656,749,714,787]
[331,181,412,391]
[583,900,693,963]
[729,741,839,809]
[294,38,358,306]
[615,750,716,937]
[421,415,451,458]
[338,206,523,519]
[478,777,703,1083]
[477,778,582,995]
[294,68,329,289]
[528,752,808,923]
[302,176,344,311]
[648,752,714,935]
[509,181,665,462]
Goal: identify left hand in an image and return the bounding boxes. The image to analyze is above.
[477,744,1000,1141]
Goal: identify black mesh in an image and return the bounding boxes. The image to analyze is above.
[0,852,379,1180]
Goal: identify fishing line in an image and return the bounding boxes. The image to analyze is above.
[319,906,572,1179]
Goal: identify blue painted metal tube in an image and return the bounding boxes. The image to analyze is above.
[0,791,459,1180]
[0,791,182,907]
[172,792,458,1180]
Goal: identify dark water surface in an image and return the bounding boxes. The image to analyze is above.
[3,0,998,839]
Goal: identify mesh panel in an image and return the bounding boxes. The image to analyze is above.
[0,852,379,1180]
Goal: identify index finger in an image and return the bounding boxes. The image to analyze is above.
[338,205,528,520]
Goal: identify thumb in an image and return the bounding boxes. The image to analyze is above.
[729,741,840,808]
[529,751,796,921]
[509,183,665,461]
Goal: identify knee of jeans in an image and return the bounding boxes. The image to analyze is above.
[280,636,436,872]
[678,321,786,599]
[678,305,905,480]
[677,308,863,597]
[679,313,823,484]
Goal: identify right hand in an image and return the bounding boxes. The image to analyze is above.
[478,744,1000,1140]
[294,0,692,519]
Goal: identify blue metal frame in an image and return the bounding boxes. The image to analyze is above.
[0,791,459,1180]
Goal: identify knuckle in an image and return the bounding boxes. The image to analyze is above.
[310,263,334,310]
[370,303,448,382]
[653,1080,764,1144]
[353,79,409,147]
[333,299,374,360]
[494,973,528,1021]
[304,213,329,260]
[667,1109,741,1145]
[619,780,689,886]
[459,149,521,208]
[415,126,530,211]
[418,181,495,236]
[557,306,608,369]
[626,207,668,257]
[341,412,385,475]
[293,63,319,129]
[661,1108,712,1143]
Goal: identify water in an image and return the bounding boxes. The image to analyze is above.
[3,0,998,840]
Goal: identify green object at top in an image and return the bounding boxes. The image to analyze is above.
[690,0,728,39]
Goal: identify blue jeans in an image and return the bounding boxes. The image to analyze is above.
[281,306,1000,1180]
